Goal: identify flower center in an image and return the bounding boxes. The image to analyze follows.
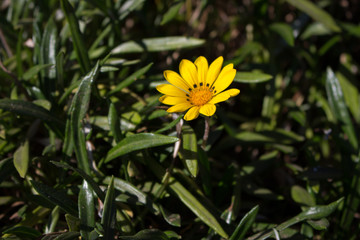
[189,89,213,106]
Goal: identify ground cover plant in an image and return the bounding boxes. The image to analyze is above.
[0,0,359,239]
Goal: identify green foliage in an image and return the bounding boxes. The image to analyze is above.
[0,0,359,239]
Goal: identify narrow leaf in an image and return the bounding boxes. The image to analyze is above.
[286,0,340,32]
[234,72,273,83]
[0,99,63,126]
[105,176,159,214]
[61,0,91,73]
[160,1,183,25]
[102,176,116,240]
[325,68,358,149]
[2,226,41,239]
[51,161,105,201]
[70,62,100,173]
[31,181,78,216]
[179,125,198,177]
[108,63,153,95]
[79,180,95,239]
[146,156,228,238]
[229,205,259,240]
[105,133,179,163]
[22,64,54,81]
[111,37,205,54]
[248,198,343,240]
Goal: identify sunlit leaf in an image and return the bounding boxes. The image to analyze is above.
[111,37,205,54]
[105,133,179,163]
[234,72,273,83]
[13,140,29,178]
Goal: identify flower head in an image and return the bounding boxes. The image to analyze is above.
[157,56,240,121]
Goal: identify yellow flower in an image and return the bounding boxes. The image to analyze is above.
[157,56,240,121]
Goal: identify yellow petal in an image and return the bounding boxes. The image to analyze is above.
[199,103,216,116]
[194,56,208,85]
[180,59,198,87]
[212,68,236,94]
[164,70,191,91]
[209,88,240,104]
[206,56,223,87]
[184,106,200,121]
[160,96,188,105]
[167,102,193,113]
[156,84,188,97]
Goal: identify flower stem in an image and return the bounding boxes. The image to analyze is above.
[202,117,210,150]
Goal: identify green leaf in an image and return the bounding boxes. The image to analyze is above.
[56,51,65,91]
[13,140,29,178]
[270,23,294,46]
[146,156,228,239]
[179,125,198,177]
[229,205,259,240]
[155,114,184,134]
[291,185,316,207]
[105,133,179,163]
[79,180,95,239]
[51,161,105,201]
[306,218,329,230]
[119,229,169,240]
[102,176,116,240]
[234,129,304,144]
[22,64,54,81]
[105,176,159,214]
[3,226,41,239]
[108,62,153,95]
[70,61,100,173]
[325,67,358,149]
[285,0,340,32]
[65,214,80,232]
[160,1,183,25]
[40,18,57,80]
[111,36,205,54]
[301,22,332,39]
[336,71,360,123]
[108,102,122,143]
[248,198,343,240]
[0,99,64,137]
[31,181,78,216]
[234,72,273,83]
[119,0,146,20]
[0,99,63,126]
[61,0,91,73]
